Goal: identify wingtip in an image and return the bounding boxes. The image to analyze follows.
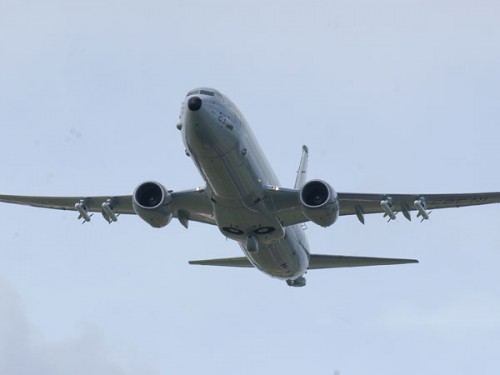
[403,259,419,264]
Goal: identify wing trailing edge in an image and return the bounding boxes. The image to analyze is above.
[0,188,216,226]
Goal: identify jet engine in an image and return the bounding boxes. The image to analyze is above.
[132,181,173,228]
[299,180,339,227]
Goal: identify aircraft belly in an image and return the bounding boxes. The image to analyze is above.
[240,227,309,280]
[191,121,279,206]
[183,98,308,281]
[198,144,261,204]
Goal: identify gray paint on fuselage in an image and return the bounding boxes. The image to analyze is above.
[181,88,309,281]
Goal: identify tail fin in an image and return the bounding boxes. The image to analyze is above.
[294,145,309,189]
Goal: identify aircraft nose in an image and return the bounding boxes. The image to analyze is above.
[187,96,202,111]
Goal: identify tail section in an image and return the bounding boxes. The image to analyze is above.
[308,254,418,269]
[188,254,418,270]
[294,145,309,189]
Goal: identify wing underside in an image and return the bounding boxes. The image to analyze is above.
[0,188,216,225]
[337,192,500,215]
[2,188,500,227]
[263,188,500,226]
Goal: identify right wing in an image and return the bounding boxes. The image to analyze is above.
[263,188,500,226]
[337,192,500,222]
[337,192,500,214]
[0,188,216,225]
[263,145,500,225]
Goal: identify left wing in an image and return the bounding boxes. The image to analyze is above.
[263,188,500,225]
[0,188,216,225]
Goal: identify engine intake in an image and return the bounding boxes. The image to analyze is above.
[300,180,339,227]
[133,181,173,228]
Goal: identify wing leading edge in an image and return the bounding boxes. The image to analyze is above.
[0,188,216,226]
[263,188,500,226]
[337,192,500,216]
[3,189,500,226]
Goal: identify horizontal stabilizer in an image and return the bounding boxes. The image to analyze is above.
[308,254,418,269]
[189,257,253,268]
[189,255,417,270]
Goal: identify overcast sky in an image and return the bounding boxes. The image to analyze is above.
[1,1,500,374]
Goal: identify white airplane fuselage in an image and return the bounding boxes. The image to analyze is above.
[181,89,309,283]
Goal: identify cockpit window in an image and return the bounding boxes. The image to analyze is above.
[186,89,215,97]
[199,90,214,96]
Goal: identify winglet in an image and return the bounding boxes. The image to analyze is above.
[294,145,309,189]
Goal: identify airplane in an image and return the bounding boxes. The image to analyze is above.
[2,87,500,287]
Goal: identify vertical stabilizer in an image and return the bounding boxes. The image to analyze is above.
[294,145,309,189]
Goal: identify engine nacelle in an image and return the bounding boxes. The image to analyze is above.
[132,181,173,228]
[299,180,339,227]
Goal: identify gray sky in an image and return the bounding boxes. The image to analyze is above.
[1,1,500,374]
